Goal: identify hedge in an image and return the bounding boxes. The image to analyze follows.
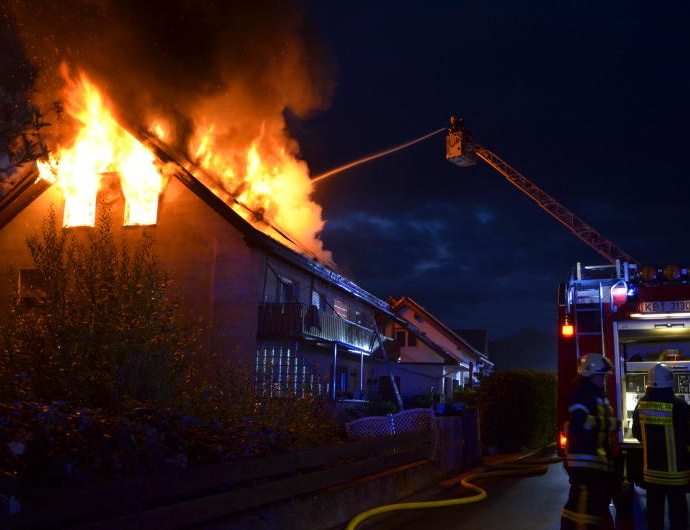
[475,370,556,452]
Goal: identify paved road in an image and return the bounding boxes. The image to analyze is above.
[354,455,661,530]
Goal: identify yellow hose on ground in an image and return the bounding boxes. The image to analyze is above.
[345,451,562,530]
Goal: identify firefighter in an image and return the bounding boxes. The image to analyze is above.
[561,353,618,529]
[632,363,690,530]
[448,116,464,134]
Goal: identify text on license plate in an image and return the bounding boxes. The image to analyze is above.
[639,300,690,312]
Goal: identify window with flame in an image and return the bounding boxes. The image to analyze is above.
[123,196,159,226]
[333,298,349,320]
[59,183,160,228]
[36,72,164,229]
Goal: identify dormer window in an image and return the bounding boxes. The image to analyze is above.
[59,180,160,228]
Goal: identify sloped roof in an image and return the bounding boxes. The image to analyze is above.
[388,296,493,366]
[388,316,461,365]
[0,165,50,229]
[0,142,392,315]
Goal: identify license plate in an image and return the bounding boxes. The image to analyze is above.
[638,300,690,313]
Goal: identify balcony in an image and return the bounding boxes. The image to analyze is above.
[257,303,376,352]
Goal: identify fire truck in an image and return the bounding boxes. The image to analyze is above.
[556,260,690,481]
[446,117,690,490]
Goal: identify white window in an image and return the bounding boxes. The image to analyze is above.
[311,290,322,309]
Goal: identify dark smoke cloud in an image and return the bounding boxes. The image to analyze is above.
[0,8,34,97]
[6,0,336,153]
[0,7,37,190]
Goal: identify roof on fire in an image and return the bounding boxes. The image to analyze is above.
[0,151,392,315]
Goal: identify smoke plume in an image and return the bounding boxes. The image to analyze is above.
[6,0,335,152]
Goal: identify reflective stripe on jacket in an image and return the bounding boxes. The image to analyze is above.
[633,391,690,486]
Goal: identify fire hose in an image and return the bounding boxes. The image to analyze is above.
[345,447,562,530]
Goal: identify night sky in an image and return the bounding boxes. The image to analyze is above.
[289,2,690,368]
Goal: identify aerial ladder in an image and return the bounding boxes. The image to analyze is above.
[445,117,637,265]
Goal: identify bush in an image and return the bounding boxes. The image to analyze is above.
[0,208,200,410]
[0,398,344,500]
[476,370,556,452]
[0,209,346,502]
[179,356,344,448]
[452,386,479,408]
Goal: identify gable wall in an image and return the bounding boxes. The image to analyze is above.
[397,305,474,365]
[154,178,262,362]
[0,178,264,363]
[0,186,65,316]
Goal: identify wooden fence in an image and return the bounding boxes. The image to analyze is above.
[7,431,432,529]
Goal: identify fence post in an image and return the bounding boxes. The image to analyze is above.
[432,415,464,474]
[432,409,483,474]
[462,409,482,467]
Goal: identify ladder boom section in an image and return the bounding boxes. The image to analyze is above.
[474,146,637,265]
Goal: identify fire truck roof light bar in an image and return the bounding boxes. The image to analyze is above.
[630,312,690,319]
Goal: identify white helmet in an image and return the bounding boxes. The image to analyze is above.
[647,363,674,389]
[579,353,613,377]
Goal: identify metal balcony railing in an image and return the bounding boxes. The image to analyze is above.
[257,303,375,352]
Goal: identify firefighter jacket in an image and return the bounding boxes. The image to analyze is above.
[565,377,618,473]
[632,387,690,486]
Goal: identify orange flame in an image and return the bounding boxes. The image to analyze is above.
[36,65,330,262]
[37,66,164,227]
[192,124,325,257]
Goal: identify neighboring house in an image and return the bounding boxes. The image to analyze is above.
[0,164,394,402]
[378,297,494,402]
[454,329,492,377]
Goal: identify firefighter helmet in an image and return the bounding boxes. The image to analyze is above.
[647,363,674,388]
[578,353,613,377]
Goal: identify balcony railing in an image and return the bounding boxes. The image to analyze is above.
[258,303,376,352]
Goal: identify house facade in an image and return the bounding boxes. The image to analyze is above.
[0,165,393,402]
[379,297,493,402]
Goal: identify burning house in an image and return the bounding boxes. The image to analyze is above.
[0,66,397,402]
[0,159,395,400]
[1,0,490,405]
[0,1,390,401]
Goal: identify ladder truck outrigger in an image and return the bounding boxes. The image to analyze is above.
[447,116,690,505]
